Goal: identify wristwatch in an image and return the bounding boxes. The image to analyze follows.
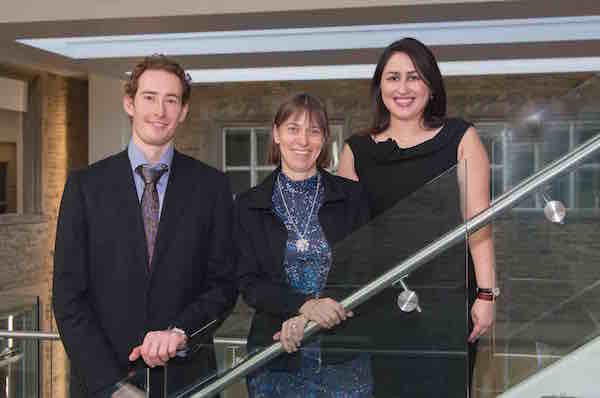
[169,326,189,357]
[477,287,500,301]
[170,326,188,341]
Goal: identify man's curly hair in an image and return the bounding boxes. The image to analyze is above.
[124,54,192,104]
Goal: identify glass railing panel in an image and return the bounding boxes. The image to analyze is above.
[0,295,39,398]
[164,316,256,397]
[170,162,470,398]
[472,159,600,397]
[91,367,150,397]
[323,162,469,398]
[0,296,242,398]
[151,316,253,397]
[211,312,253,398]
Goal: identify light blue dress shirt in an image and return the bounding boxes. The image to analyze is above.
[127,140,189,353]
[128,139,174,218]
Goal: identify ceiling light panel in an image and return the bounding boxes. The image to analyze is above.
[187,58,600,82]
[17,16,600,59]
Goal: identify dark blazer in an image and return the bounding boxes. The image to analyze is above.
[234,169,370,367]
[52,150,237,396]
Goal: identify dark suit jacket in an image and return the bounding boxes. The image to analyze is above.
[234,169,370,368]
[52,149,237,396]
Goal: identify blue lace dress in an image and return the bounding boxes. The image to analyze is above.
[246,171,373,398]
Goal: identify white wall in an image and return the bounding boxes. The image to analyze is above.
[0,110,21,142]
[88,74,130,164]
[0,77,27,113]
[500,335,600,398]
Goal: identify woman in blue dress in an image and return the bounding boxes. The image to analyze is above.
[234,93,373,397]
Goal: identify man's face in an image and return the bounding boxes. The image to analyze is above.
[123,69,189,153]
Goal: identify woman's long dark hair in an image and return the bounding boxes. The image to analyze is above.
[369,38,447,135]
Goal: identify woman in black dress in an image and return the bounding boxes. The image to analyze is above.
[338,38,497,395]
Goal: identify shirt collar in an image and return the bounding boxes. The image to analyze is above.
[128,138,174,171]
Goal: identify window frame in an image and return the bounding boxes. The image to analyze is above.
[0,161,7,213]
[475,119,600,210]
[222,126,275,189]
[222,123,345,192]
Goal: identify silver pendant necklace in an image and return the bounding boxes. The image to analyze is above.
[277,172,321,253]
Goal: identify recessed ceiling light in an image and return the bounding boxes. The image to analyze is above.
[178,58,600,83]
[17,16,600,59]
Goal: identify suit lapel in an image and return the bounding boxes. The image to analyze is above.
[149,150,188,275]
[113,151,150,272]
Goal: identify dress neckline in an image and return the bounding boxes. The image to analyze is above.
[278,170,320,193]
[362,120,458,163]
[369,124,445,150]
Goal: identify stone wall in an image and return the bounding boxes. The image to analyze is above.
[176,73,598,168]
[175,80,373,168]
[0,69,88,398]
[41,73,89,398]
[0,214,47,290]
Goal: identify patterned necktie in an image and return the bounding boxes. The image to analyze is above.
[135,164,168,270]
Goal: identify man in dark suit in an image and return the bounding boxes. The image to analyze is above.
[52,55,237,397]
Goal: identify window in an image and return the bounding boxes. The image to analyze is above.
[0,141,17,214]
[477,122,508,201]
[573,121,600,209]
[223,124,344,195]
[475,120,600,210]
[0,162,6,214]
[223,127,274,195]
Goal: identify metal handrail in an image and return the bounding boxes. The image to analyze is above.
[0,319,219,343]
[188,134,600,397]
[0,331,60,340]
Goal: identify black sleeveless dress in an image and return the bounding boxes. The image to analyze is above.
[344,118,477,397]
[347,117,472,218]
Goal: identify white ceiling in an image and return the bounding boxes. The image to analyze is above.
[1,0,599,81]
[0,0,501,23]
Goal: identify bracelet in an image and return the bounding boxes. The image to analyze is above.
[169,326,188,339]
[477,291,495,301]
[477,287,500,296]
[477,287,500,301]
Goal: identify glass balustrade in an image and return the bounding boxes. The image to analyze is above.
[2,129,598,398]
[168,162,471,398]
[0,295,40,398]
[472,141,600,398]
[167,129,600,398]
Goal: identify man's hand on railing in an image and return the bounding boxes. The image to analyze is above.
[128,329,188,367]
